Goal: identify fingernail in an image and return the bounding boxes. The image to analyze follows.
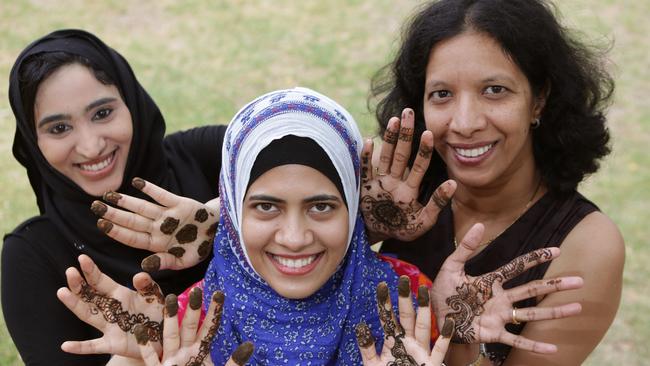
[165,294,178,317]
[168,247,185,258]
[417,285,429,307]
[397,276,410,297]
[212,290,225,304]
[232,341,254,365]
[103,191,122,205]
[133,324,149,345]
[441,317,455,338]
[189,287,203,310]
[96,219,113,234]
[141,255,161,272]
[376,282,389,304]
[90,201,107,216]
[132,177,145,190]
[355,322,374,348]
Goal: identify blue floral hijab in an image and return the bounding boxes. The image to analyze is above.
[203,88,400,365]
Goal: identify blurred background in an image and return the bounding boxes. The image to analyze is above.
[0,1,647,364]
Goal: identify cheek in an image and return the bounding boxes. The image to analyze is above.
[37,136,71,169]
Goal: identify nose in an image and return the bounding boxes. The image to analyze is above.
[274,214,314,251]
[74,123,107,158]
[449,93,487,137]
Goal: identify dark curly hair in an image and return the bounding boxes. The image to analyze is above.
[18,52,114,136]
[371,0,614,194]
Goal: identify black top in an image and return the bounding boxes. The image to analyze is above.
[2,125,227,365]
[380,190,598,364]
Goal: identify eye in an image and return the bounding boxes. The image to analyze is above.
[255,203,278,213]
[92,108,113,121]
[428,90,453,103]
[484,85,507,96]
[48,123,72,135]
[309,203,334,213]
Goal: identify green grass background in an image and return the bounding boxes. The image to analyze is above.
[0,1,647,364]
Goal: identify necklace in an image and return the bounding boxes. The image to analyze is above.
[452,179,542,248]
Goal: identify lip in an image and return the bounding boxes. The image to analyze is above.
[448,141,497,166]
[267,251,323,276]
[75,149,118,180]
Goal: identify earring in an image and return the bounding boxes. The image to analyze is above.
[531,118,541,129]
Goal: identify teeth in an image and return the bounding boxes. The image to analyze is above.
[80,153,114,172]
[455,144,493,158]
[272,254,318,269]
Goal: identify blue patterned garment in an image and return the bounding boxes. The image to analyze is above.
[203,88,400,365]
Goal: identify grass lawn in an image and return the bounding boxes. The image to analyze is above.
[0,1,647,364]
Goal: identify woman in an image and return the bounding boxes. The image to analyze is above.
[67,87,583,365]
[364,0,625,364]
[2,29,226,365]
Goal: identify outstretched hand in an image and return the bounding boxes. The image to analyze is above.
[57,255,164,358]
[360,108,456,243]
[135,289,254,366]
[355,281,453,365]
[91,177,219,272]
[431,224,583,353]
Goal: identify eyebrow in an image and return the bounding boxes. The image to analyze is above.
[247,194,341,204]
[37,97,118,128]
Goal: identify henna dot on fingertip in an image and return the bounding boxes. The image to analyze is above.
[102,191,122,205]
[212,290,225,304]
[133,324,149,345]
[141,255,161,272]
[90,201,107,216]
[131,177,145,190]
[417,285,430,307]
[441,317,455,338]
[355,322,375,348]
[232,341,254,365]
[376,282,389,304]
[96,219,113,234]
[165,294,178,317]
[189,287,203,310]
[397,276,410,297]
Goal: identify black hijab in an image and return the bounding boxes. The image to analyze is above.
[8,29,215,293]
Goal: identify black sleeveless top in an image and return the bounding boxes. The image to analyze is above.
[380,190,598,364]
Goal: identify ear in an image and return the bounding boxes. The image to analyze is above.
[532,83,550,118]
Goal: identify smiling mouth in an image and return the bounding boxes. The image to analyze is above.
[269,253,321,269]
[454,143,495,158]
[77,150,116,172]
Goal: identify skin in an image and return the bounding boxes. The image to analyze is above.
[242,164,349,299]
[420,31,624,365]
[34,63,132,196]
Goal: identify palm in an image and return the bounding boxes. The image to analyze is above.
[360,108,454,242]
[57,255,164,358]
[95,177,219,271]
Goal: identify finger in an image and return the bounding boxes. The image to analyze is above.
[162,294,180,357]
[56,287,106,331]
[132,177,180,208]
[397,276,416,337]
[77,254,120,294]
[133,272,164,305]
[414,179,456,233]
[180,287,203,347]
[509,302,582,324]
[134,324,162,366]
[99,220,154,251]
[60,338,109,355]
[225,341,255,366]
[197,291,225,341]
[390,108,415,179]
[405,130,433,189]
[93,200,153,233]
[498,330,558,354]
[414,285,432,349]
[429,317,454,364]
[493,247,560,283]
[506,276,584,303]
[361,138,374,185]
[355,322,380,363]
[376,282,399,349]
[141,252,203,273]
[378,117,400,175]
[63,266,85,294]
[103,191,162,220]
[443,223,485,272]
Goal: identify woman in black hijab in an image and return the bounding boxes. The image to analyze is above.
[2,29,226,365]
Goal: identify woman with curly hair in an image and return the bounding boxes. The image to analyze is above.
[362,0,624,364]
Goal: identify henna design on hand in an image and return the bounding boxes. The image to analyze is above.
[138,282,164,304]
[376,282,422,366]
[160,217,180,235]
[445,249,554,343]
[90,201,108,216]
[361,181,424,236]
[168,246,186,258]
[197,240,211,260]
[194,209,209,223]
[103,192,122,205]
[384,129,399,145]
[175,224,198,244]
[417,145,433,160]
[398,127,414,142]
[79,281,162,341]
[231,341,255,366]
[355,322,375,348]
[186,291,225,366]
